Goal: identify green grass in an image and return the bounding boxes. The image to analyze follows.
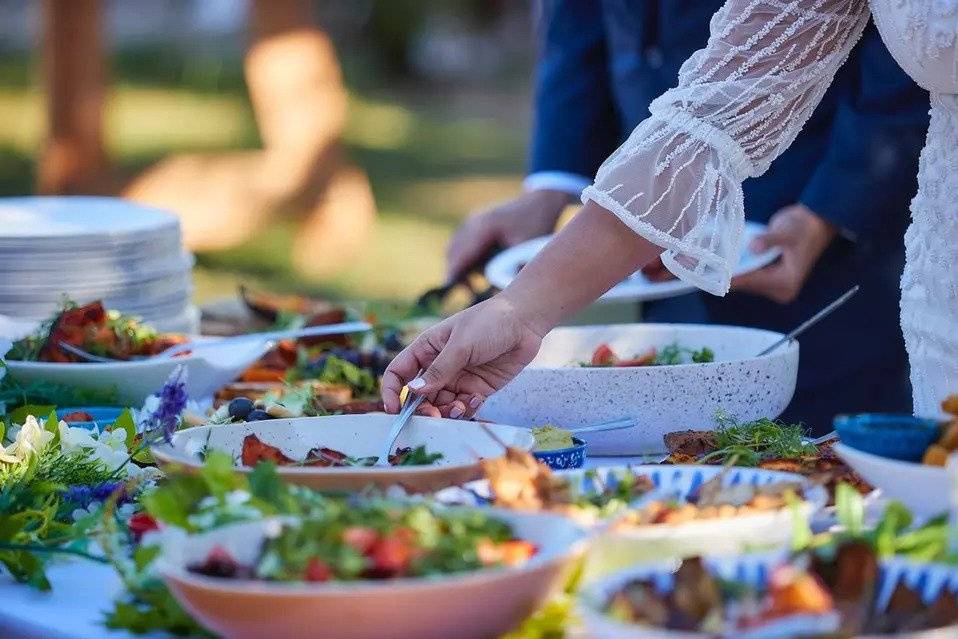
[0,53,528,306]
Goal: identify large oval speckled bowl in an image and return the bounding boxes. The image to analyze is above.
[152,414,534,493]
[479,324,799,455]
[156,510,589,639]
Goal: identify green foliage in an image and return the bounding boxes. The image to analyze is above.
[0,369,119,412]
[105,581,211,637]
[0,452,108,589]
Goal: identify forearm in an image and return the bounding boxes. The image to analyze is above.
[500,202,659,334]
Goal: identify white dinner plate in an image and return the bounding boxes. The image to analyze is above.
[484,221,781,303]
[0,196,178,243]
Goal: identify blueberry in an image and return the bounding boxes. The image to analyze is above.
[245,409,271,422]
[228,397,254,420]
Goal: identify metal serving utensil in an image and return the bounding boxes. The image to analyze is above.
[375,380,426,467]
[756,285,860,357]
[570,417,637,435]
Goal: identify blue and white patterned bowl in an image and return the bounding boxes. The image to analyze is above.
[580,552,958,639]
[436,464,827,577]
[533,437,586,470]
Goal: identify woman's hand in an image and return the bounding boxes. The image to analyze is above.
[382,202,662,418]
[382,294,546,419]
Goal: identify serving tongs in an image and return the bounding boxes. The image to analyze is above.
[415,246,500,312]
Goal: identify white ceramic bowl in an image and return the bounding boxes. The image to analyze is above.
[834,442,948,519]
[479,324,799,455]
[156,510,588,639]
[579,553,958,639]
[153,414,536,493]
[2,336,269,405]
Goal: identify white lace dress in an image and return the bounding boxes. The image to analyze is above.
[582,0,958,417]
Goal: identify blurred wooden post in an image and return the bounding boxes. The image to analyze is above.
[37,0,109,194]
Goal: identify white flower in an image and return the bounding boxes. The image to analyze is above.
[0,415,54,464]
[59,422,130,476]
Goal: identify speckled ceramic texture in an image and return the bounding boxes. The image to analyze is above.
[152,414,535,494]
[156,510,589,639]
[533,437,586,469]
[579,553,958,639]
[478,324,799,455]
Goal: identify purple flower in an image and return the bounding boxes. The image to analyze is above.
[145,365,189,444]
[63,480,129,508]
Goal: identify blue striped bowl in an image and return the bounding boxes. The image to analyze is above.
[580,552,958,639]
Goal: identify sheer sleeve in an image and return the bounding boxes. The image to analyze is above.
[581,0,871,295]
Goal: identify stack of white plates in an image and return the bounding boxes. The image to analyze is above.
[0,196,198,333]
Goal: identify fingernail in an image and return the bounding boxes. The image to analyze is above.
[469,396,482,409]
[450,405,464,418]
[408,377,425,390]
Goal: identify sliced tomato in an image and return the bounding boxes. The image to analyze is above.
[304,557,332,582]
[590,343,618,367]
[369,536,414,576]
[342,526,379,554]
[617,348,657,367]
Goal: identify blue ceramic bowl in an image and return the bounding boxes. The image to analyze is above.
[533,437,587,470]
[56,406,125,431]
[834,413,942,462]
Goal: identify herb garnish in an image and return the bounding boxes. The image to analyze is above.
[699,411,816,466]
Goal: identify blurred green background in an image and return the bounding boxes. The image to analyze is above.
[0,0,534,306]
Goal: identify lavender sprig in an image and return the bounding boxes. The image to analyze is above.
[62,480,130,509]
[142,365,189,444]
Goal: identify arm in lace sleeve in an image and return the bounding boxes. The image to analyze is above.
[581,0,871,295]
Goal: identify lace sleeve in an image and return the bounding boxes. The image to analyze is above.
[582,0,871,295]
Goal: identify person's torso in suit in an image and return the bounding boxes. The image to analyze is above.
[531,0,930,431]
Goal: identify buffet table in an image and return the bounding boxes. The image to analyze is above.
[0,455,652,639]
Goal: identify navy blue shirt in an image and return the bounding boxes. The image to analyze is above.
[529,0,929,432]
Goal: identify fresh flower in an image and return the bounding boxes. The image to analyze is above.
[0,415,53,464]
[140,366,188,443]
[59,422,129,475]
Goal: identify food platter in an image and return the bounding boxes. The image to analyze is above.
[152,414,536,493]
[154,510,587,639]
[484,221,781,303]
[579,552,958,639]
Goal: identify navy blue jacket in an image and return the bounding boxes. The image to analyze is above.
[530,0,929,433]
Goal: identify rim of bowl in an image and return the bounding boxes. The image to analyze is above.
[527,323,797,372]
[533,437,587,456]
[156,510,590,595]
[833,442,949,475]
[153,417,536,476]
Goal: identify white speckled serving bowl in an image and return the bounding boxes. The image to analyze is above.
[156,510,589,639]
[152,414,535,494]
[478,324,799,455]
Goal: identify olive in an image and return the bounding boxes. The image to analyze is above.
[245,409,271,422]
[228,397,254,420]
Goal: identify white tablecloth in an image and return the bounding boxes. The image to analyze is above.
[0,456,654,638]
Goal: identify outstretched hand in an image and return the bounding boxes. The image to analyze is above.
[382,295,545,419]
